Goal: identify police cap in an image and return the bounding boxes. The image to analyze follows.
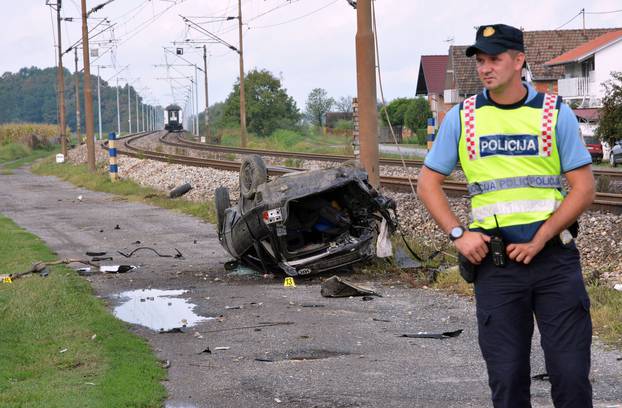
[466,24,524,57]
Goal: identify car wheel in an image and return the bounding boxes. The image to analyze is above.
[215,187,231,235]
[240,155,267,199]
[611,154,617,167]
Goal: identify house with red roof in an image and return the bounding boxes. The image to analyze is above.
[544,30,622,108]
[415,55,449,125]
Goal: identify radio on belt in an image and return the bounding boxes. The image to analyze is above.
[263,208,283,224]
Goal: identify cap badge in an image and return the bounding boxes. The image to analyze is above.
[483,26,495,37]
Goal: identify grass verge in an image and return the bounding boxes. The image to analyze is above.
[0,215,166,407]
[430,264,622,349]
[0,143,60,174]
[32,157,215,224]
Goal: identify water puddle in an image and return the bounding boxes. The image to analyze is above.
[113,289,212,332]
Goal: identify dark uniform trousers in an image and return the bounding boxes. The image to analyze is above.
[474,240,593,408]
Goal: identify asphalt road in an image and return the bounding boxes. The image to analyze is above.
[1,167,621,408]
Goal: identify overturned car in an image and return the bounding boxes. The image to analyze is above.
[215,155,398,276]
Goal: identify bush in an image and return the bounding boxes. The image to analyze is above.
[334,119,353,130]
[269,129,305,150]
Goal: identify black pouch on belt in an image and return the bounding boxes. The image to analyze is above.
[458,254,477,283]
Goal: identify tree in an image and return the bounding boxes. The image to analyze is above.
[596,71,622,143]
[305,88,334,126]
[222,69,300,137]
[379,98,411,127]
[335,95,353,113]
[404,97,432,130]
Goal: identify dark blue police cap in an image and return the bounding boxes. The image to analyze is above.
[466,24,524,57]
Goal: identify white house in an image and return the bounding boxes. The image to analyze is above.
[544,30,622,108]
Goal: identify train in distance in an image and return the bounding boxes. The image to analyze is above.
[164,104,183,132]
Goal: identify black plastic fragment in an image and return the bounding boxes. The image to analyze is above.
[199,347,211,354]
[532,373,550,381]
[169,183,192,198]
[91,256,113,262]
[159,327,185,334]
[361,296,374,301]
[86,251,106,256]
[399,329,463,339]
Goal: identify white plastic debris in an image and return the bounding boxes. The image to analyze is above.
[614,284,622,292]
[56,153,65,163]
[376,218,393,258]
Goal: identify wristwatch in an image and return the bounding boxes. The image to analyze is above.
[449,226,466,241]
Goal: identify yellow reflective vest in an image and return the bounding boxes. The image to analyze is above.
[458,92,565,232]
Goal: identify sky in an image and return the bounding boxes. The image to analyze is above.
[3,0,622,115]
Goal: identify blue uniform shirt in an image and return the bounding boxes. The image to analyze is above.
[424,83,592,243]
[424,83,592,176]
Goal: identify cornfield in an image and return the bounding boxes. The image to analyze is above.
[0,123,60,147]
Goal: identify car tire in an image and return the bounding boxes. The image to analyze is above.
[240,155,267,199]
[215,187,231,235]
[611,154,617,167]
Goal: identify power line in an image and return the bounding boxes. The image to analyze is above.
[248,0,338,29]
[555,10,582,30]
[585,8,622,15]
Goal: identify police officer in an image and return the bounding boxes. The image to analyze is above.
[417,24,594,408]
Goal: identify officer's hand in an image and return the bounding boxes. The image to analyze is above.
[506,239,545,264]
[454,231,491,265]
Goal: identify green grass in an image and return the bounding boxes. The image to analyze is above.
[588,285,622,348]
[32,157,215,223]
[0,143,60,174]
[0,215,166,408]
[431,266,622,349]
[219,128,354,155]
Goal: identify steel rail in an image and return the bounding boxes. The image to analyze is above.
[115,131,622,214]
[165,132,622,182]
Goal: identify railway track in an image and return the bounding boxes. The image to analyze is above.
[115,131,622,214]
[164,131,622,182]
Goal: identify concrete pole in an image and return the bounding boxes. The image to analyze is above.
[142,100,145,132]
[238,0,247,147]
[97,65,102,140]
[127,85,132,133]
[74,47,81,144]
[56,0,67,157]
[355,0,380,187]
[194,67,199,137]
[80,0,96,171]
[116,78,121,135]
[135,90,139,132]
[203,45,210,143]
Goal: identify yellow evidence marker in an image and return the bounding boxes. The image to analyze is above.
[3,276,13,283]
[283,277,296,287]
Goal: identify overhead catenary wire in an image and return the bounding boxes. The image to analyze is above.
[248,0,338,29]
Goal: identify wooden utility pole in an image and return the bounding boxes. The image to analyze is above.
[55,0,67,157]
[203,45,211,143]
[237,0,247,147]
[80,0,96,171]
[74,47,81,144]
[355,0,379,187]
